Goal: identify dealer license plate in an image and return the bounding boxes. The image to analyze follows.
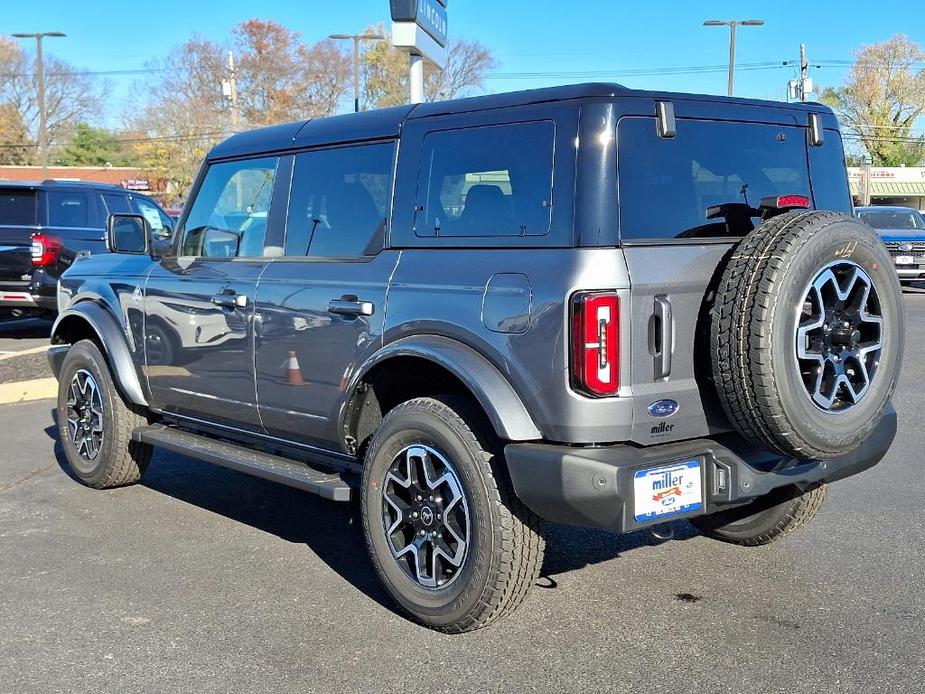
[895,255,915,265]
[634,460,703,522]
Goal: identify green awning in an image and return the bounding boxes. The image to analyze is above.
[849,180,925,196]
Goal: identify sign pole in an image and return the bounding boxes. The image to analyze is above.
[409,53,425,104]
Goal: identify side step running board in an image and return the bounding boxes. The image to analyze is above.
[132,424,353,501]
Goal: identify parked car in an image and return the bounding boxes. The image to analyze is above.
[855,205,925,284]
[48,84,903,633]
[0,180,174,318]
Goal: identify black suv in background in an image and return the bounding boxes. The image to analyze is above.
[0,180,174,318]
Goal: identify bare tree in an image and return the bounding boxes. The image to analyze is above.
[363,30,498,109]
[821,34,925,166]
[0,36,104,158]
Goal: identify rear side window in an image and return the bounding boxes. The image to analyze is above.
[416,121,555,237]
[47,190,89,227]
[284,142,394,258]
[0,189,37,225]
[618,118,811,240]
[181,157,278,258]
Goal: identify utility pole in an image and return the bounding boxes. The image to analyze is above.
[329,32,386,113]
[800,43,809,101]
[222,51,239,130]
[11,31,66,177]
[703,19,764,96]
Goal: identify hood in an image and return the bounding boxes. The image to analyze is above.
[877,230,925,242]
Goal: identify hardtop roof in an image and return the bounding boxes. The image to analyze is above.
[207,82,839,161]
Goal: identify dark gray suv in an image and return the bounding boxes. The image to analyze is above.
[47,84,904,632]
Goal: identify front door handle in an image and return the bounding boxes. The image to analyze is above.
[211,292,248,309]
[328,295,375,317]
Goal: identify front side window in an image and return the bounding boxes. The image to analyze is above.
[284,142,394,258]
[133,196,172,234]
[417,121,555,237]
[0,189,37,225]
[618,118,811,240]
[47,190,89,228]
[181,156,279,258]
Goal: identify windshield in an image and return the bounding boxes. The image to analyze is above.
[858,209,925,231]
[0,188,37,226]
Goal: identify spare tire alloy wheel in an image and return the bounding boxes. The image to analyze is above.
[711,211,903,460]
[796,260,882,411]
[382,444,470,589]
[65,369,104,464]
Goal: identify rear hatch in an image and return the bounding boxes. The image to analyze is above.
[618,108,852,444]
[0,187,39,290]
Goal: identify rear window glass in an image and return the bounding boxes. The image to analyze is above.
[618,118,811,240]
[47,190,89,227]
[416,121,555,237]
[858,209,925,230]
[0,189,37,225]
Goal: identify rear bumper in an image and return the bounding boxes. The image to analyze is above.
[505,405,897,534]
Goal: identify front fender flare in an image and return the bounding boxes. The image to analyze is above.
[50,302,148,407]
[351,335,542,441]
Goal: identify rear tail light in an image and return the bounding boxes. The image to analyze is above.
[571,291,620,397]
[31,234,62,267]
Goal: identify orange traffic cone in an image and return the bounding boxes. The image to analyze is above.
[287,350,304,386]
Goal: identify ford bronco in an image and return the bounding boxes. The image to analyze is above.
[47,84,903,632]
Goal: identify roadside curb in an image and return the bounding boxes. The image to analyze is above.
[0,377,57,405]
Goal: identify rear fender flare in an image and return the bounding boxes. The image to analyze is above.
[348,335,542,442]
[50,303,148,407]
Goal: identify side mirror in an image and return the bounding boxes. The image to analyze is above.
[106,214,151,254]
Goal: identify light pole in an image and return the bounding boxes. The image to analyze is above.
[12,32,66,176]
[329,32,386,113]
[703,19,763,96]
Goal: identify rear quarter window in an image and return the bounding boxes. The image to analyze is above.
[0,189,37,226]
[617,117,812,241]
[415,121,555,237]
[47,190,90,228]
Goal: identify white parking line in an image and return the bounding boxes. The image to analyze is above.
[0,345,49,361]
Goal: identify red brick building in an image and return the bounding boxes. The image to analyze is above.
[0,165,165,198]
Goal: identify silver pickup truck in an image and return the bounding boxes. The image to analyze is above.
[47,84,903,633]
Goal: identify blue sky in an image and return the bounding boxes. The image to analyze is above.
[3,0,924,126]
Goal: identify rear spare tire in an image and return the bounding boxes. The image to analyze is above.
[711,210,903,460]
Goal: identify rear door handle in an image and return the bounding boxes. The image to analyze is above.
[328,295,374,317]
[211,292,248,309]
[652,295,672,379]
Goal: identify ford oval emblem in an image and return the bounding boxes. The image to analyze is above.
[648,399,679,418]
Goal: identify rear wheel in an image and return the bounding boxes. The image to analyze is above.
[57,340,152,488]
[361,396,544,632]
[691,483,828,546]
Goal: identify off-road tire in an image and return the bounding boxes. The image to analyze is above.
[57,339,152,488]
[690,483,828,546]
[361,396,544,633]
[711,210,903,460]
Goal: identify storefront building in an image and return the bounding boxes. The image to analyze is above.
[848,166,925,211]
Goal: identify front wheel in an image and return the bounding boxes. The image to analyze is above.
[57,340,152,488]
[361,396,544,632]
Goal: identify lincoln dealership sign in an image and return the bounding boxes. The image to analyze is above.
[390,0,448,47]
[390,0,447,69]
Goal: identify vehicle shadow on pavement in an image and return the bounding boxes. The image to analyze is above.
[0,317,52,339]
[45,413,699,613]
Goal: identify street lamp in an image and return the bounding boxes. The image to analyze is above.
[11,32,66,177]
[703,19,763,97]
[329,32,387,113]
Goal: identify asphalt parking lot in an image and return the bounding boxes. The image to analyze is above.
[0,297,923,694]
